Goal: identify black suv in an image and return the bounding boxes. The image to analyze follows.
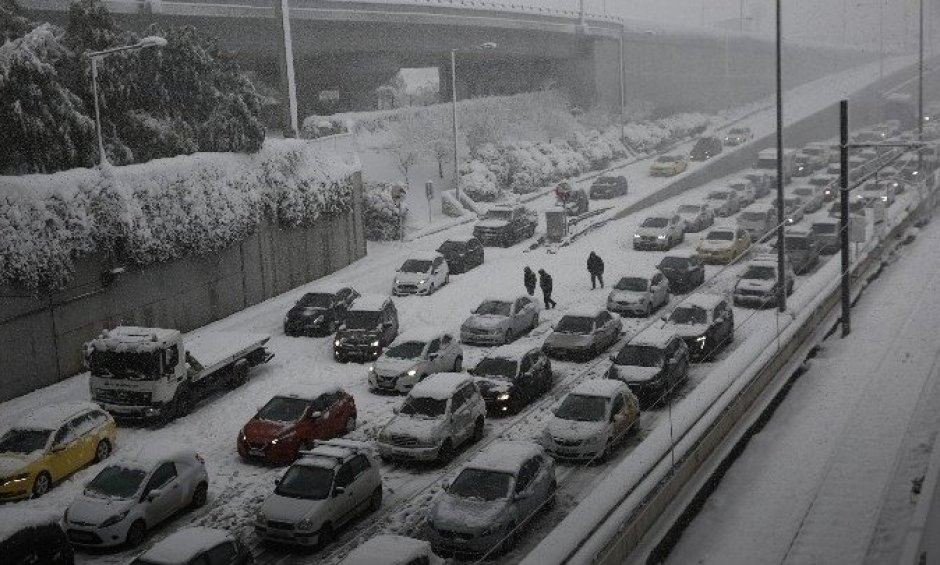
[690,136,723,161]
[1,516,73,565]
[607,328,689,406]
[436,237,485,274]
[589,175,629,199]
[333,295,399,362]
[665,294,734,361]
[470,346,553,415]
[657,253,706,293]
[284,287,360,337]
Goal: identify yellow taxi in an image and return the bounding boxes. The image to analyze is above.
[0,402,116,501]
[696,227,752,264]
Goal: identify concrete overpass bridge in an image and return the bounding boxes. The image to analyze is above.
[23,0,871,121]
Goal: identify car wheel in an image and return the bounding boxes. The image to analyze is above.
[125,520,147,548]
[644,302,651,318]
[599,439,613,463]
[501,522,519,555]
[94,439,112,463]
[453,356,463,372]
[444,273,450,285]
[318,523,335,548]
[429,283,436,295]
[32,471,51,498]
[472,417,485,443]
[369,487,382,512]
[438,440,454,463]
[345,414,357,435]
[190,482,208,509]
[503,329,514,344]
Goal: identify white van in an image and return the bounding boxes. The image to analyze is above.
[737,203,778,242]
[755,148,799,185]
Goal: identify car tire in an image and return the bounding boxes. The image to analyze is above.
[643,302,651,318]
[318,523,334,548]
[32,471,52,498]
[453,356,463,372]
[369,487,382,512]
[94,439,112,463]
[501,522,519,555]
[444,273,450,285]
[438,440,454,464]
[503,329,514,344]
[345,414,357,435]
[125,520,147,548]
[191,482,208,509]
[472,417,485,443]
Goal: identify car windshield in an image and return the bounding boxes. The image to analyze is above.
[473,358,518,380]
[0,429,51,454]
[708,192,728,200]
[730,128,749,135]
[344,310,382,330]
[85,465,147,499]
[677,205,700,214]
[670,306,708,325]
[400,259,432,273]
[615,345,665,367]
[743,265,777,280]
[257,396,310,422]
[706,231,734,241]
[475,301,512,316]
[555,394,608,422]
[730,183,747,191]
[297,293,333,308]
[485,210,513,221]
[660,257,692,270]
[400,396,447,418]
[437,241,465,252]
[555,316,594,334]
[784,198,801,208]
[385,341,426,359]
[655,155,678,163]
[275,465,333,500]
[809,177,832,187]
[793,188,813,197]
[449,468,513,501]
[813,223,837,234]
[87,350,160,379]
[785,237,810,250]
[596,176,620,185]
[614,277,649,292]
[741,211,767,222]
[642,217,669,228]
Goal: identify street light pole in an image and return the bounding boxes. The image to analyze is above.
[87,36,168,168]
[451,48,459,203]
[619,26,625,144]
[776,0,786,313]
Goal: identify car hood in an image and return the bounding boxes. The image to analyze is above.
[737,279,776,292]
[431,493,509,531]
[336,328,381,341]
[635,226,667,237]
[477,219,510,229]
[650,162,674,170]
[668,323,709,338]
[243,419,297,443]
[261,493,329,524]
[287,306,328,320]
[474,376,513,396]
[676,212,699,221]
[610,365,662,383]
[68,494,134,526]
[698,240,732,252]
[382,415,444,442]
[608,289,647,303]
[374,357,420,376]
[544,332,592,348]
[463,314,509,331]
[396,271,431,284]
[546,418,607,442]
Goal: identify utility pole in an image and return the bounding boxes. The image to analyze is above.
[274,0,299,137]
[839,100,851,337]
[775,0,786,313]
[619,26,625,144]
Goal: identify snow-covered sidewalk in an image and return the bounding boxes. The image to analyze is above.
[666,219,940,565]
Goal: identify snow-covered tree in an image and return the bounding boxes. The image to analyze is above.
[1,0,31,43]
[362,181,407,240]
[386,110,431,187]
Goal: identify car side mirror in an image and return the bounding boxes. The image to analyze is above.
[441,480,450,491]
[309,411,322,420]
[609,354,617,362]
[51,443,66,453]
[513,491,528,501]
[333,486,345,497]
[275,478,281,486]
[146,488,163,503]
[393,407,400,415]
[660,316,667,323]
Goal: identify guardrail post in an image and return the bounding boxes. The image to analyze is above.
[840,99,851,337]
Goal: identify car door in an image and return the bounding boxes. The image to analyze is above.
[439,334,458,370]
[203,540,240,565]
[450,387,473,444]
[513,458,542,523]
[332,461,358,525]
[715,302,733,345]
[143,462,182,525]
[515,355,533,403]
[609,393,629,440]
[651,273,667,308]
[48,423,78,481]
[425,338,442,374]
[64,413,95,471]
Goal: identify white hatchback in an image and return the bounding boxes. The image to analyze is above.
[369,330,463,393]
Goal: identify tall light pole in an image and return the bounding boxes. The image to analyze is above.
[87,36,168,167]
[619,25,625,144]
[775,0,786,313]
[451,42,496,203]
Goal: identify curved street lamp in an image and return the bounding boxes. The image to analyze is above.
[86,36,168,167]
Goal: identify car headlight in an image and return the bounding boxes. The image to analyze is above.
[657,234,666,239]
[371,340,380,347]
[313,315,324,324]
[418,279,427,285]
[239,429,247,442]
[633,233,641,239]
[407,369,417,376]
[480,525,499,537]
[334,339,342,347]
[368,366,375,374]
[100,510,130,528]
[297,518,314,531]
[394,278,399,285]
[882,195,888,201]
[497,393,511,401]
[0,473,29,486]
[695,336,707,348]
[271,431,296,445]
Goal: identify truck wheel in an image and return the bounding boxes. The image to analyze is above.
[176,385,194,417]
[228,360,249,389]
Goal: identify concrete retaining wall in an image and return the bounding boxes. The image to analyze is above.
[0,174,366,402]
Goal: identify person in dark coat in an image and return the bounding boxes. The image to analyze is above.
[524,266,537,296]
[587,251,605,289]
[538,269,557,309]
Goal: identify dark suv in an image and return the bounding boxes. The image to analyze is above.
[470,346,553,415]
[657,252,706,293]
[0,514,73,565]
[589,175,629,199]
[606,327,689,406]
[665,294,734,361]
[284,287,360,337]
[436,237,485,274]
[690,136,723,161]
[333,295,399,362]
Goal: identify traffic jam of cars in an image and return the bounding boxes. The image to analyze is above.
[1,117,932,565]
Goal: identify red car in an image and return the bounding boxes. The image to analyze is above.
[237,387,357,465]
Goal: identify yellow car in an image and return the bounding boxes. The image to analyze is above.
[0,402,116,501]
[649,154,689,176]
[696,227,752,264]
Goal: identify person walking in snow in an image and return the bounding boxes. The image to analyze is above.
[587,251,605,289]
[538,269,557,309]
[524,266,537,296]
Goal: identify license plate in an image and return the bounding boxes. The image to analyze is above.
[249,448,265,456]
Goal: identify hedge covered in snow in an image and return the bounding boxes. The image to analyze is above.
[362,181,407,241]
[0,139,360,291]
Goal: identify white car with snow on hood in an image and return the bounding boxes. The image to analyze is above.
[338,534,442,565]
[63,446,208,548]
[606,267,670,317]
[632,214,685,250]
[542,309,623,361]
[606,327,689,406]
[393,254,450,296]
[428,441,556,556]
[733,254,795,308]
[255,439,382,547]
[541,380,639,461]
[368,330,463,393]
[376,373,486,463]
[460,296,540,346]
[129,526,254,564]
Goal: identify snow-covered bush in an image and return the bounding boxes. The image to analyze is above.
[0,140,360,292]
[459,160,500,202]
[362,181,406,240]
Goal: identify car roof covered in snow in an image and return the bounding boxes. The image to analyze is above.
[707,189,732,196]
[409,372,472,400]
[481,342,540,361]
[403,252,444,263]
[570,379,625,399]
[85,326,180,353]
[677,293,725,310]
[274,384,344,401]
[463,441,544,475]
[297,439,372,469]
[0,507,63,544]
[438,236,478,245]
[741,202,776,214]
[391,328,454,346]
[134,527,234,564]
[706,226,736,236]
[616,265,662,280]
[339,534,433,565]
[812,218,839,226]
[560,307,605,320]
[628,326,679,348]
[111,444,201,473]
[749,254,783,268]
[661,249,699,260]
[349,294,390,312]
[18,401,102,431]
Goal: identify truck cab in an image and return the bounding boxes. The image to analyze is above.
[473,205,537,247]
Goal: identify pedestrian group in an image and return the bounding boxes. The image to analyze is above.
[523,250,605,310]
